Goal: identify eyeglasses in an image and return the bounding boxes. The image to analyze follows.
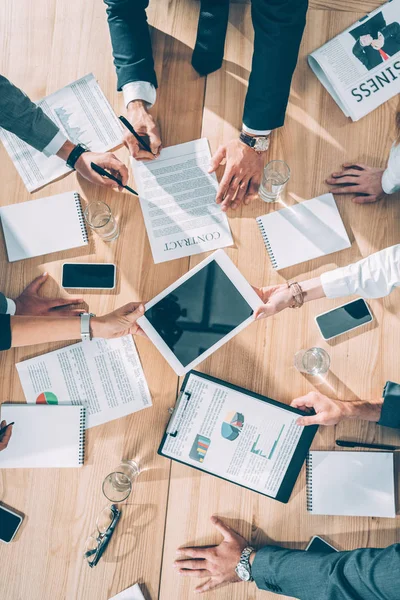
[84,504,121,568]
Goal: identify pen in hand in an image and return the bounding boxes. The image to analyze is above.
[0,421,14,439]
[119,115,156,157]
[90,163,139,196]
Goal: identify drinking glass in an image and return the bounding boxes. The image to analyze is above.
[102,460,140,503]
[258,160,290,202]
[84,201,119,241]
[294,347,330,375]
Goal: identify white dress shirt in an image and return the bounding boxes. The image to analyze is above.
[42,130,67,157]
[321,244,400,299]
[382,143,400,195]
[122,81,271,135]
[5,298,16,315]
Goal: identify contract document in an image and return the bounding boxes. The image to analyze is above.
[16,336,152,429]
[159,371,317,503]
[131,138,234,263]
[0,73,123,192]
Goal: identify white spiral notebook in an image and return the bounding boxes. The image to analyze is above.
[306,451,396,518]
[0,404,86,468]
[256,193,351,270]
[0,191,88,262]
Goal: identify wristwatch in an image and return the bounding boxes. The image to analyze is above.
[235,546,255,582]
[239,131,270,153]
[66,143,89,169]
[80,312,96,342]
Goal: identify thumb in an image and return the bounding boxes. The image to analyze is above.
[208,146,226,173]
[210,516,233,541]
[22,272,48,295]
[296,414,322,427]
[254,304,274,320]
[123,303,145,321]
[148,131,162,155]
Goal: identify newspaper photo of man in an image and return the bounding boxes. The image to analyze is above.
[350,12,400,71]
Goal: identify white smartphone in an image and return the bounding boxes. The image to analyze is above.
[306,535,338,553]
[315,298,373,340]
[62,263,116,290]
[0,504,24,543]
[137,250,261,375]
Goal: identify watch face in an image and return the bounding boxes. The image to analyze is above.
[254,137,270,152]
[235,564,251,581]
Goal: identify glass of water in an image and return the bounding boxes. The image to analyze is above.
[84,201,119,242]
[102,460,140,503]
[258,160,290,202]
[294,348,330,375]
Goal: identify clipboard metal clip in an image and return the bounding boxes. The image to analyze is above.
[166,390,191,437]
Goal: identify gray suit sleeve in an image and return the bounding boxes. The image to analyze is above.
[252,544,400,600]
[0,75,60,152]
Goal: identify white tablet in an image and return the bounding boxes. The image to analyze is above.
[137,250,261,375]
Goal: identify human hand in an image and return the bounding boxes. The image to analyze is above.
[359,34,373,47]
[92,303,147,339]
[0,420,12,452]
[291,391,348,426]
[75,151,129,190]
[326,163,386,204]
[174,515,249,594]
[209,139,265,211]
[371,33,384,50]
[125,100,162,160]
[253,284,293,320]
[14,273,84,316]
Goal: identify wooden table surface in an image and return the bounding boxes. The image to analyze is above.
[0,1,399,599]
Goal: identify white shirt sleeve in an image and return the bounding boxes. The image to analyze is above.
[242,123,272,136]
[122,81,157,109]
[382,143,400,195]
[5,297,16,315]
[321,244,400,299]
[42,130,67,157]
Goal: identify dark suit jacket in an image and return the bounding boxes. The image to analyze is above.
[104,0,308,130]
[353,22,400,71]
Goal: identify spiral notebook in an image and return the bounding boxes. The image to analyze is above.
[306,451,396,518]
[0,404,85,468]
[0,191,88,262]
[256,193,351,270]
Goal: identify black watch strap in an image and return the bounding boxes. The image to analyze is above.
[239,131,256,148]
[66,144,89,169]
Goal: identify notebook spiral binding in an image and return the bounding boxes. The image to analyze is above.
[305,453,313,512]
[74,192,89,244]
[78,407,86,465]
[256,217,278,269]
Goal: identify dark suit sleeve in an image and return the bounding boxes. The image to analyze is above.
[0,315,12,351]
[103,0,157,90]
[252,544,400,600]
[352,42,370,70]
[243,0,308,130]
[379,381,400,428]
[383,22,400,44]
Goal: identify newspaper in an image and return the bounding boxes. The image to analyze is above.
[0,73,123,192]
[308,0,400,121]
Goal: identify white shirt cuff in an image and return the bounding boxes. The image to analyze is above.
[320,268,352,299]
[242,123,272,136]
[6,298,16,315]
[382,166,400,195]
[123,81,157,109]
[42,130,68,157]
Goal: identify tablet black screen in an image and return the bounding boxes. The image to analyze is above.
[145,261,253,367]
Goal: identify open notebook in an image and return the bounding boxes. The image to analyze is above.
[0,404,85,468]
[256,193,351,270]
[0,191,88,262]
[306,451,396,518]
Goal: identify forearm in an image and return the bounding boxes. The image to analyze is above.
[339,398,383,422]
[9,316,105,347]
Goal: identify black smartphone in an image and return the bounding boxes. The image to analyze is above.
[306,535,338,554]
[62,263,116,290]
[0,504,24,543]
[315,298,373,340]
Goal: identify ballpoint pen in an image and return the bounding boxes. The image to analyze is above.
[90,163,139,196]
[336,439,400,451]
[119,115,156,156]
[0,422,14,438]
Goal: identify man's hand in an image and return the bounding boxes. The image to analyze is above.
[174,515,249,594]
[0,421,12,452]
[92,303,147,339]
[253,284,293,320]
[125,100,162,160]
[14,273,84,316]
[209,139,265,211]
[75,151,129,190]
[291,392,350,426]
[326,163,386,204]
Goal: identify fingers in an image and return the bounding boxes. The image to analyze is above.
[291,395,317,410]
[148,130,162,156]
[48,297,84,309]
[328,185,362,195]
[176,547,205,559]
[22,272,48,295]
[210,515,234,541]
[208,145,226,174]
[98,154,129,186]
[244,179,259,205]
[296,414,323,426]
[123,133,141,159]
[0,422,12,451]
[177,569,209,578]
[253,305,272,320]
[216,169,234,206]
[342,162,367,171]
[52,308,85,316]
[352,195,379,204]
[195,578,221,594]
[123,303,145,325]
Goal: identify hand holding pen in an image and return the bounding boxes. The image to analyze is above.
[122,101,162,160]
[0,420,13,452]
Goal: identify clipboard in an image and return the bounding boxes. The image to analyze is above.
[158,371,318,504]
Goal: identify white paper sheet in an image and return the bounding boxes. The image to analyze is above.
[0,73,123,192]
[109,583,146,600]
[131,138,234,263]
[16,336,152,429]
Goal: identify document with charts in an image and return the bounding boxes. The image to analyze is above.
[131,138,234,264]
[159,371,317,503]
[0,73,123,192]
[16,336,151,429]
